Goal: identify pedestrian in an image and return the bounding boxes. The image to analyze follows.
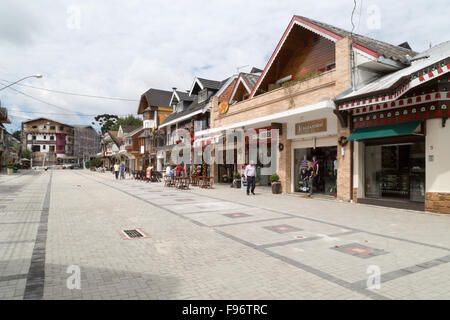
[114,162,120,179]
[120,163,125,180]
[146,164,153,180]
[243,160,256,195]
[176,163,181,177]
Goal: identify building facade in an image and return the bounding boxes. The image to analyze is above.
[335,41,450,213]
[197,16,414,200]
[73,125,102,163]
[22,118,75,166]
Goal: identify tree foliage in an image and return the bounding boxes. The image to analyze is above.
[92,114,119,135]
[87,158,102,168]
[110,114,143,131]
[22,149,32,160]
[12,130,21,140]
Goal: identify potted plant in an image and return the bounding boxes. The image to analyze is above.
[270,174,282,194]
[232,173,241,189]
[6,162,14,175]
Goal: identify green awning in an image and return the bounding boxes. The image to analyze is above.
[348,120,422,141]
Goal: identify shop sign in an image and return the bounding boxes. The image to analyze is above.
[218,101,229,115]
[295,118,327,135]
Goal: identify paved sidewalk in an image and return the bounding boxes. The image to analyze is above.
[1,170,449,299]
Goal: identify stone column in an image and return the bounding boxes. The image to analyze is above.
[278,123,291,194]
[336,117,352,201]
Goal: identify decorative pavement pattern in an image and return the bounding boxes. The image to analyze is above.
[0,170,449,300]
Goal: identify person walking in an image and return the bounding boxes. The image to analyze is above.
[114,162,120,180]
[243,160,256,195]
[120,163,125,180]
[176,164,181,177]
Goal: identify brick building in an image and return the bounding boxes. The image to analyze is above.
[196,15,414,199]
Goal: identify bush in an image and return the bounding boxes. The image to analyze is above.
[88,158,102,168]
[233,173,241,179]
[270,174,280,182]
[6,162,14,169]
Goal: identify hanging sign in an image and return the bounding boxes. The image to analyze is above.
[295,118,327,135]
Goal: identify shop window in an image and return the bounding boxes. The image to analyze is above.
[294,147,337,194]
[364,141,425,202]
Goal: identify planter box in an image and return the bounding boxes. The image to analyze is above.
[7,168,13,175]
[233,179,241,189]
[271,182,282,194]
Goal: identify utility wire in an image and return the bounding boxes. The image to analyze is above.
[0,82,80,114]
[350,0,357,35]
[1,82,132,118]
[0,78,139,102]
[9,110,132,117]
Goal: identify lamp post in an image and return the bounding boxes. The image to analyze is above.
[0,74,43,92]
[1,74,43,165]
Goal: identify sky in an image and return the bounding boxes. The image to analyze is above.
[1,0,449,133]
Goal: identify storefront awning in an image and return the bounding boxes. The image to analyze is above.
[195,100,334,137]
[347,120,422,141]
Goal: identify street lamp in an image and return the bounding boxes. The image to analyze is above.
[0,74,43,92]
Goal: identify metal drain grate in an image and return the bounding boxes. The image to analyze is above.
[123,229,143,238]
[118,228,150,240]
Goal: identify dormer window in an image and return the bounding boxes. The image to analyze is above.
[177,101,184,113]
[198,88,208,103]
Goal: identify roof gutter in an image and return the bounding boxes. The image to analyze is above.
[159,109,203,129]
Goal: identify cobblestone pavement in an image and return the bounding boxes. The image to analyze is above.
[1,170,450,300]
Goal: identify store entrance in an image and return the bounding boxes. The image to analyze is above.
[294,146,337,195]
[364,139,425,203]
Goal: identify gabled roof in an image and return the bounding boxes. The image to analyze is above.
[169,90,194,106]
[250,15,417,98]
[189,77,224,96]
[107,130,121,146]
[336,41,450,104]
[297,16,416,64]
[197,78,223,90]
[138,130,152,139]
[229,73,260,103]
[138,88,173,114]
[121,125,141,134]
[22,117,71,127]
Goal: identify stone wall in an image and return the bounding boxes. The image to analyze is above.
[426,193,450,214]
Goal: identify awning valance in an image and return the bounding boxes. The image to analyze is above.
[347,120,422,141]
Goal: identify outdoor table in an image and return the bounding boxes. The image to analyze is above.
[190,175,199,186]
[198,176,213,189]
[174,176,190,190]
